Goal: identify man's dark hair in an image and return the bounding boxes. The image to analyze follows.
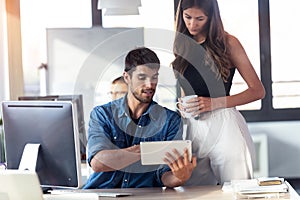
[124,47,160,74]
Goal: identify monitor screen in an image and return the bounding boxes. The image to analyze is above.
[1,101,83,190]
[18,95,87,161]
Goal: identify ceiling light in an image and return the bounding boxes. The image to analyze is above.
[103,7,140,16]
[98,0,141,9]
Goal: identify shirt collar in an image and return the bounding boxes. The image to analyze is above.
[115,95,161,123]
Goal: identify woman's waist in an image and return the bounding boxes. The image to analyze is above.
[193,107,237,121]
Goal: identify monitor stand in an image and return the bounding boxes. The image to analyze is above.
[18,144,54,194]
[18,143,40,171]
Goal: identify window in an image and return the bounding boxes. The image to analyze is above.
[174,0,300,121]
[0,0,8,102]
[269,0,300,109]
[242,0,300,121]
[218,0,261,111]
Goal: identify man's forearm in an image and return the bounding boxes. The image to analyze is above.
[90,145,140,172]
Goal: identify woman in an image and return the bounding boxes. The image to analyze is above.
[171,0,265,185]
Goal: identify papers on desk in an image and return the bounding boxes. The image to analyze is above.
[222,177,289,199]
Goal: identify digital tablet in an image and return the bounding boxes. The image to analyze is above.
[140,140,192,165]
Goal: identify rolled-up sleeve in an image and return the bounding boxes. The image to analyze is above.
[156,165,171,186]
[87,107,114,164]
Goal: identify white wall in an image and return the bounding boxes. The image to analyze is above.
[249,121,300,178]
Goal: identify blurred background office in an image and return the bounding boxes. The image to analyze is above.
[110,76,127,100]
[0,0,300,193]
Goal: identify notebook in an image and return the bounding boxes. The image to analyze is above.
[227,178,289,199]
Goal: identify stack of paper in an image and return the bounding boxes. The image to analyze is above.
[224,178,289,199]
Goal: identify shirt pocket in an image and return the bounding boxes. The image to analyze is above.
[111,133,127,148]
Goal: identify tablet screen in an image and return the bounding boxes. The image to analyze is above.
[140,140,192,165]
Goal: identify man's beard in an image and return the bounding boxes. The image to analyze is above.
[132,89,155,103]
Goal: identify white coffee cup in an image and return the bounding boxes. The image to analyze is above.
[176,95,197,118]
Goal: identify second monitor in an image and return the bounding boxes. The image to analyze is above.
[18,94,87,161]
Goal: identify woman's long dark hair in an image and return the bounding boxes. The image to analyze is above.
[171,0,231,82]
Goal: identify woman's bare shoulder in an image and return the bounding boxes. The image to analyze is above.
[226,33,242,49]
[225,33,241,47]
[225,33,249,66]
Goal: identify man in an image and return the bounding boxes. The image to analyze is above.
[84,47,196,189]
[109,76,128,100]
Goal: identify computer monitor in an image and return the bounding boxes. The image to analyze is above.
[18,95,87,161]
[1,101,83,190]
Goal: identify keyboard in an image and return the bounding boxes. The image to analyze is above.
[49,189,132,198]
[44,193,99,200]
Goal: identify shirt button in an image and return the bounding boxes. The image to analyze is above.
[138,125,142,128]
[114,136,117,139]
[124,179,128,182]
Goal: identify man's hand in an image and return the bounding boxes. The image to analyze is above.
[163,148,197,185]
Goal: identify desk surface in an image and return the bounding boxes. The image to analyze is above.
[54,183,299,200]
[85,186,229,199]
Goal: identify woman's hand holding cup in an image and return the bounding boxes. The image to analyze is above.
[176,95,198,118]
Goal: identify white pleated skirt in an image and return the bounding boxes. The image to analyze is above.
[183,107,255,185]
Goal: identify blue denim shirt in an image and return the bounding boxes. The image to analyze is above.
[83,96,183,189]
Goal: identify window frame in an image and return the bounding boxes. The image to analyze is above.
[243,0,300,122]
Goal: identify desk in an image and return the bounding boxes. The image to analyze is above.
[57,183,299,200]
[104,186,231,199]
